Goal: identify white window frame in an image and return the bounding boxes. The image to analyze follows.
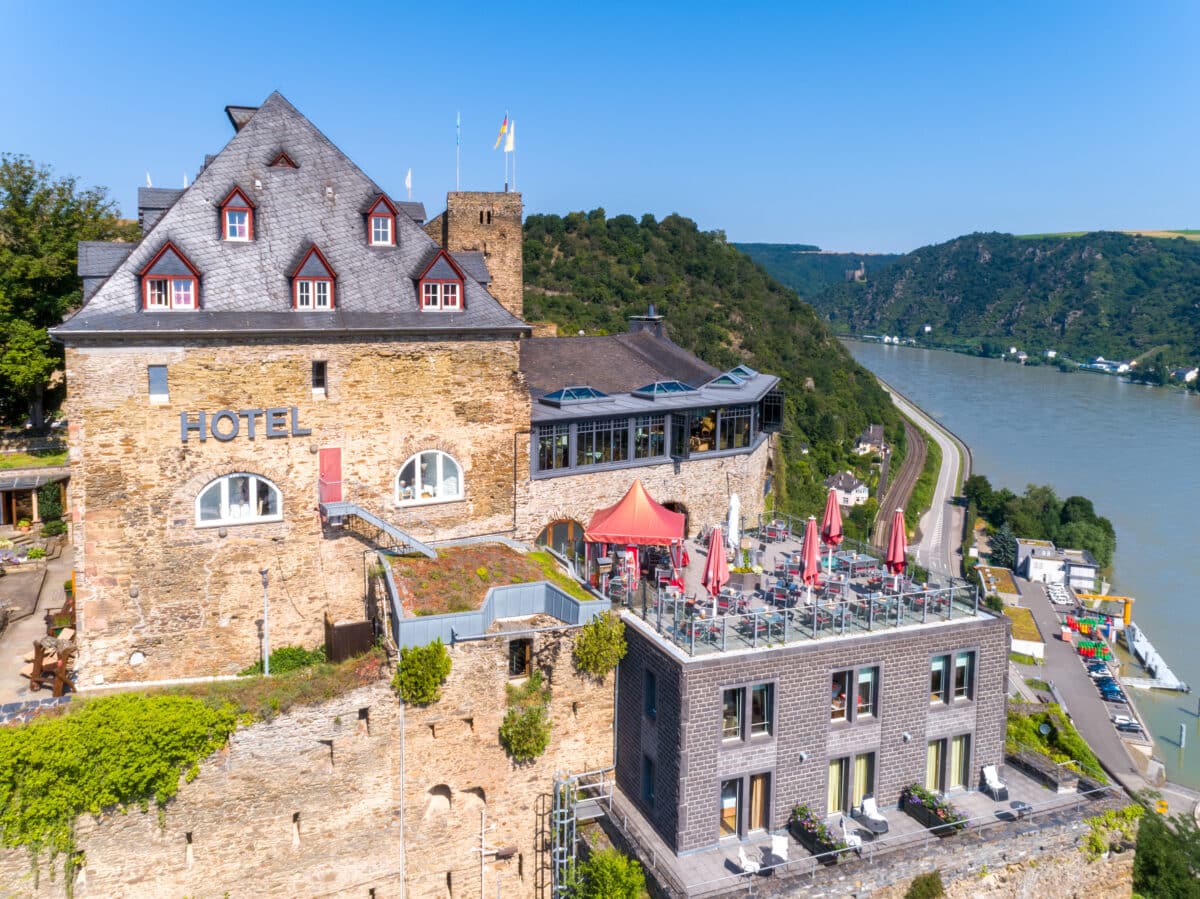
[394,450,464,507]
[421,281,461,310]
[145,277,196,310]
[370,214,393,246]
[224,209,250,241]
[295,278,332,310]
[195,473,283,527]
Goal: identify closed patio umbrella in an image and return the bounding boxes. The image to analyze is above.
[727,493,741,557]
[821,488,843,574]
[702,526,729,617]
[801,516,821,604]
[885,508,907,590]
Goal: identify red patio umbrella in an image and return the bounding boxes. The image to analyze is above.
[702,526,729,617]
[885,508,908,589]
[801,516,821,603]
[821,488,844,574]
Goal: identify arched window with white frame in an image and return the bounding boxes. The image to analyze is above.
[395,451,463,506]
[195,473,283,526]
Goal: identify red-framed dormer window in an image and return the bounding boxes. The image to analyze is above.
[292,245,336,310]
[418,250,465,311]
[140,242,201,311]
[366,194,398,247]
[269,150,298,168]
[219,186,256,241]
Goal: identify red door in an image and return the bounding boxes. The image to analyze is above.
[318,448,342,503]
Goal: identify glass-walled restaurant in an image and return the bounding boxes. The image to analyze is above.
[533,391,783,477]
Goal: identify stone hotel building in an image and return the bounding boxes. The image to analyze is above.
[53,93,782,684]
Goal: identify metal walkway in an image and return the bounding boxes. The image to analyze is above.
[319,501,437,559]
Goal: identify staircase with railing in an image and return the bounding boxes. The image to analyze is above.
[318,476,437,559]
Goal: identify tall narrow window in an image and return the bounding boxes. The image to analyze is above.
[827,757,848,815]
[311,361,327,395]
[719,779,741,837]
[948,734,970,789]
[507,639,531,679]
[954,651,975,700]
[750,684,772,737]
[366,195,397,246]
[536,424,570,472]
[644,669,657,720]
[930,655,949,703]
[219,187,255,241]
[148,365,169,403]
[831,670,850,720]
[641,756,655,807]
[722,688,743,740]
[856,667,876,718]
[852,753,875,808]
[748,774,769,832]
[926,739,945,792]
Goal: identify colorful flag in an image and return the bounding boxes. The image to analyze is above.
[493,113,508,149]
[504,120,515,153]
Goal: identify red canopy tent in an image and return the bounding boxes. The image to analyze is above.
[584,480,686,546]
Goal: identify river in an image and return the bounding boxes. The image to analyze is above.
[847,340,1200,789]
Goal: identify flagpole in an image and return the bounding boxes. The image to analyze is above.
[456,111,461,191]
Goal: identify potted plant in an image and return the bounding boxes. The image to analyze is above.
[16,519,32,533]
[899,784,967,835]
[729,549,762,592]
[788,804,849,862]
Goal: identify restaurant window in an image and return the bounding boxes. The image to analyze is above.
[689,407,718,453]
[760,388,784,433]
[750,684,773,737]
[642,756,655,807]
[148,365,168,403]
[719,779,741,837]
[535,519,584,561]
[576,418,630,467]
[930,655,949,704]
[722,688,743,741]
[536,424,569,472]
[507,639,531,679]
[195,473,282,527]
[396,450,463,505]
[644,669,657,720]
[718,406,753,450]
[953,650,975,700]
[831,670,850,721]
[669,411,690,461]
[833,666,879,722]
[634,415,666,459]
[856,667,877,718]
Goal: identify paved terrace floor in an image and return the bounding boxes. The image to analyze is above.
[603,766,1115,899]
[618,529,981,658]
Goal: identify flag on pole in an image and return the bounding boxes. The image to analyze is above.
[145,172,152,187]
[504,120,515,153]
[493,112,509,149]
[404,168,412,200]
[183,172,189,188]
[456,111,461,147]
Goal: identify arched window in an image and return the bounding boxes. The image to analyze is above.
[396,451,463,506]
[195,473,283,526]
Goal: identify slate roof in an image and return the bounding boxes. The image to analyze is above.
[54,93,526,341]
[79,241,137,300]
[453,251,490,284]
[520,331,720,398]
[396,200,426,224]
[824,471,865,492]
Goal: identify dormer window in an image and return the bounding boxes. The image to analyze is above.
[291,246,336,310]
[140,242,200,311]
[366,195,397,247]
[269,151,298,168]
[417,250,465,311]
[219,187,255,241]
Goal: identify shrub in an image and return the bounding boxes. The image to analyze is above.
[25,547,46,560]
[36,484,63,522]
[1082,805,1143,860]
[499,705,551,761]
[392,638,452,704]
[16,519,30,529]
[573,611,627,677]
[985,594,1005,613]
[40,520,67,537]
[238,644,326,677]
[905,870,945,898]
[577,847,646,899]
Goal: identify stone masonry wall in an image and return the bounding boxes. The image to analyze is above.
[63,335,529,683]
[0,680,402,898]
[427,192,524,320]
[516,439,773,543]
[615,611,1008,853]
[402,622,614,899]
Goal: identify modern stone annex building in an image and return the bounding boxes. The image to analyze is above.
[52,92,782,685]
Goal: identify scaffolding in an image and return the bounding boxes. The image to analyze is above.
[550,766,614,897]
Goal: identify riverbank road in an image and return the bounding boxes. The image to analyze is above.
[1016,575,1147,791]
[880,385,966,578]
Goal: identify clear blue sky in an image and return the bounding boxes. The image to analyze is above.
[3,1,1198,252]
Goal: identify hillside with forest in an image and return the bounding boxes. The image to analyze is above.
[522,210,902,513]
[736,243,903,298]
[811,231,1200,365]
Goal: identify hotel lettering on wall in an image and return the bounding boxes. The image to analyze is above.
[180,407,311,442]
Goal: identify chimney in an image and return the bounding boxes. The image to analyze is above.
[628,303,665,339]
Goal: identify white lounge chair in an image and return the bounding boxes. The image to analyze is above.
[855,794,889,834]
[839,816,863,856]
[983,765,1009,801]
[770,833,789,865]
[737,846,761,875]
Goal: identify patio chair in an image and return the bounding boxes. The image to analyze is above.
[983,765,1009,801]
[838,816,863,856]
[770,833,789,865]
[854,795,889,834]
[737,846,761,875]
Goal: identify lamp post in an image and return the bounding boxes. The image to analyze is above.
[260,568,270,675]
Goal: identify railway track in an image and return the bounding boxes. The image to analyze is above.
[871,419,924,548]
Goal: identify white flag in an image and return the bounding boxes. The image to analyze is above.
[183,172,189,188]
[404,168,412,191]
[504,120,515,153]
[145,172,152,187]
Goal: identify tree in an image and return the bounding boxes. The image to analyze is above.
[1133,806,1200,898]
[962,474,993,509]
[577,848,646,899]
[392,639,452,704]
[990,523,1018,570]
[0,154,137,426]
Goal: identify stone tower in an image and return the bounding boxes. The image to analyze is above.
[426,191,524,320]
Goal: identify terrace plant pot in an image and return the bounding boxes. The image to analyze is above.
[730,571,760,593]
[899,785,967,837]
[788,805,849,863]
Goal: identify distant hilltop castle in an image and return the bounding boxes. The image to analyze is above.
[845,259,867,282]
